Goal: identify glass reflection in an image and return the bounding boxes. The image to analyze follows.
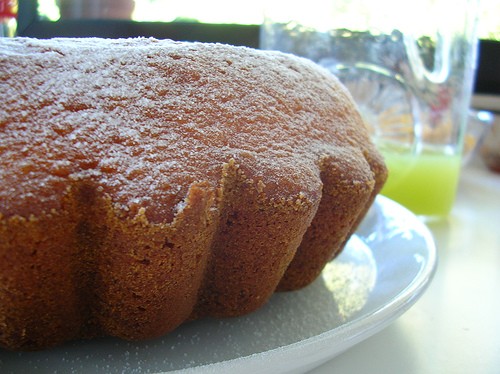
[321,235,377,320]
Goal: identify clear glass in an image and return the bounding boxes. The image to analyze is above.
[260,0,480,218]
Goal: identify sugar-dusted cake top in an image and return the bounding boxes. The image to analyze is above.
[0,37,377,222]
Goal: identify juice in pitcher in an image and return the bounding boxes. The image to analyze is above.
[380,150,462,217]
[261,0,480,219]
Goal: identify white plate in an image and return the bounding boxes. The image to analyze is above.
[0,196,436,374]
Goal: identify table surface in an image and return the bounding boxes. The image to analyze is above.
[311,157,500,374]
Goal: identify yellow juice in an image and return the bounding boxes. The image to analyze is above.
[380,151,462,217]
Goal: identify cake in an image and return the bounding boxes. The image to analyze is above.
[0,37,387,351]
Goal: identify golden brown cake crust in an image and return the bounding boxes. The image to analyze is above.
[0,37,387,350]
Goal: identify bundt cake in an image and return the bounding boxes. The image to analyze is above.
[0,37,387,351]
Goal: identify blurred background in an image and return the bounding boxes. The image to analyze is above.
[12,0,500,111]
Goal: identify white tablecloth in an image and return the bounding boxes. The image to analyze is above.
[312,158,500,374]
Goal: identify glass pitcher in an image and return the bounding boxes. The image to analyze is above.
[260,0,480,218]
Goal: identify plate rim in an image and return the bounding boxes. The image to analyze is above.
[175,196,437,374]
[0,196,437,374]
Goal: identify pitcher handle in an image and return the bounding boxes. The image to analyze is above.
[403,32,451,85]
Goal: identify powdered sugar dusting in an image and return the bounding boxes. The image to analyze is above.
[0,37,374,222]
